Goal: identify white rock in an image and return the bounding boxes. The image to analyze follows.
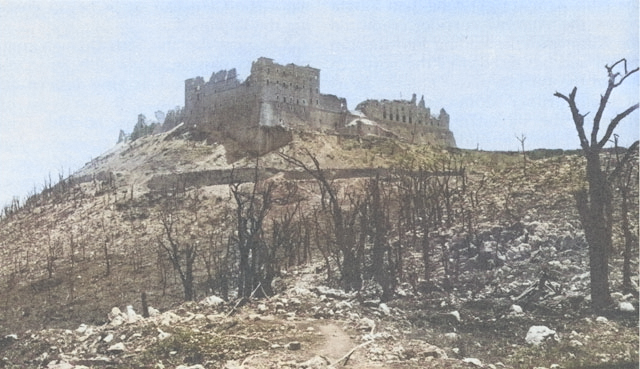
[4,334,17,340]
[511,304,523,314]
[107,342,126,353]
[290,286,312,296]
[595,316,609,323]
[444,332,458,340]
[103,333,114,343]
[76,324,88,334]
[298,355,330,369]
[108,307,122,321]
[611,292,624,301]
[335,301,352,310]
[257,304,268,313]
[126,305,140,324]
[449,310,461,322]
[157,328,171,341]
[378,303,391,315]
[619,301,635,312]
[525,325,557,345]
[200,295,224,307]
[463,357,483,367]
[569,339,583,347]
[358,317,376,331]
[222,360,242,369]
[176,365,205,369]
[160,311,181,326]
[148,306,160,317]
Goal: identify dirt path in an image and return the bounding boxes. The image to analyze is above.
[316,322,355,361]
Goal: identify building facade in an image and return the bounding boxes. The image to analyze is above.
[182,57,456,151]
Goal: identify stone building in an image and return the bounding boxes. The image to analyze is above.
[179,57,455,152]
[351,94,456,146]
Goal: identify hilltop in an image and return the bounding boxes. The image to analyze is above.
[0,128,637,368]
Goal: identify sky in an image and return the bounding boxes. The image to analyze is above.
[0,0,638,207]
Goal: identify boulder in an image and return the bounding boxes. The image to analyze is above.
[511,304,523,314]
[108,307,122,321]
[103,333,114,343]
[378,303,391,316]
[525,325,557,345]
[126,305,141,324]
[463,357,483,367]
[107,342,126,353]
[619,301,635,313]
[200,295,225,307]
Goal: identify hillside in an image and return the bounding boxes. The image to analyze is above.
[0,130,637,369]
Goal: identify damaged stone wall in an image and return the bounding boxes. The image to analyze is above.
[183,57,349,153]
[182,57,455,151]
[355,94,456,146]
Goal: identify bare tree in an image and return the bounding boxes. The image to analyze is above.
[99,217,113,277]
[611,138,639,295]
[516,134,527,175]
[229,165,275,298]
[279,150,362,291]
[157,191,203,301]
[554,58,639,311]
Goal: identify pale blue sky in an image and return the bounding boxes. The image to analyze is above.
[1,0,638,206]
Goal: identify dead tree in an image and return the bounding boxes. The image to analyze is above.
[229,165,275,298]
[157,191,202,301]
[516,133,527,175]
[279,150,362,291]
[554,58,639,311]
[610,138,639,295]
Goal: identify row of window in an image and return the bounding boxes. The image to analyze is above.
[266,67,318,81]
[266,79,318,92]
[381,111,440,126]
[275,95,320,106]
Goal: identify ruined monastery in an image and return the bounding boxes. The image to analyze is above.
[130,57,456,152]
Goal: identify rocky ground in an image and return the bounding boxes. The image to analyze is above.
[0,131,637,368]
[1,247,637,369]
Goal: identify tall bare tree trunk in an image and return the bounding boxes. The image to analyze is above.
[555,58,638,312]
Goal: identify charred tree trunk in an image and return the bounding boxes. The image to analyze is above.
[555,58,638,312]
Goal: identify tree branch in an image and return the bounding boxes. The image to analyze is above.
[554,88,590,149]
[607,58,640,87]
[597,103,640,148]
[608,140,639,180]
